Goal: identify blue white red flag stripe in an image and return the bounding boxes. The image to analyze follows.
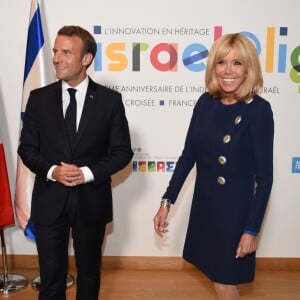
[15,0,53,229]
[0,130,14,229]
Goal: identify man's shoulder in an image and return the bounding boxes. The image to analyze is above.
[89,78,120,97]
[31,81,60,95]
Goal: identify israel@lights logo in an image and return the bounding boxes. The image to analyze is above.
[132,161,176,172]
[132,146,177,172]
[93,25,300,93]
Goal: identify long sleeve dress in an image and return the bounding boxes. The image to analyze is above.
[162,92,274,284]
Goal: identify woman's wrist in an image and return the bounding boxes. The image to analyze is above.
[160,199,172,209]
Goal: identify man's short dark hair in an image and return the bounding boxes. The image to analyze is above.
[57,25,97,58]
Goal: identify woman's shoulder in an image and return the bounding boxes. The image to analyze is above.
[193,92,220,115]
[246,95,274,129]
[251,94,271,107]
[198,91,213,101]
[195,92,214,107]
[248,95,273,115]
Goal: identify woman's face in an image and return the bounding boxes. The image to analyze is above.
[215,47,247,95]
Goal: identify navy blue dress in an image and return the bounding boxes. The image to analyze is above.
[163,92,274,284]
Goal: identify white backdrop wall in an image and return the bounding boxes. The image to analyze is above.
[0,0,299,257]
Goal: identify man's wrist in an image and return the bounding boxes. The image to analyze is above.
[80,166,94,183]
[47,165,57,181]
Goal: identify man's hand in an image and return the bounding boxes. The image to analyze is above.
[52,162,85,187]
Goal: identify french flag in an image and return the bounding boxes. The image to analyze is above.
[0,130,14,229]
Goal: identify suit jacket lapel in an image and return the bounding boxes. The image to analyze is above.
[52,82,65,125]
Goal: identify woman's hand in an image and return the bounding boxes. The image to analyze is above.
[153,206,170,237]
[236,233,257,258]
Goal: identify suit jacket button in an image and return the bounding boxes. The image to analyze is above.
[235,115,242,124]
[223,135,231,143]
[217,176,226,185]
[218,156,227,165]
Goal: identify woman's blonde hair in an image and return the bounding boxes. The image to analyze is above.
[205,33,263,101]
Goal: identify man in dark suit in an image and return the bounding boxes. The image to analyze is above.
[18,25,133,300]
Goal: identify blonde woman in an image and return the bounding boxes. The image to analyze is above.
[154,33,274,300]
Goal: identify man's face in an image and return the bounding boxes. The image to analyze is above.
[52,35,91,86]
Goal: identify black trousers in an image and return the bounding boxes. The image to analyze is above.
[35,191,106,300]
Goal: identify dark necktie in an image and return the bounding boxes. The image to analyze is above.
[65,88,77,150]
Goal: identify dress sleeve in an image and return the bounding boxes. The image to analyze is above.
[162,96,204,203]
[245,99,274,233]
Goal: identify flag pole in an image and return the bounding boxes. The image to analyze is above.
[0,229,28,295]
